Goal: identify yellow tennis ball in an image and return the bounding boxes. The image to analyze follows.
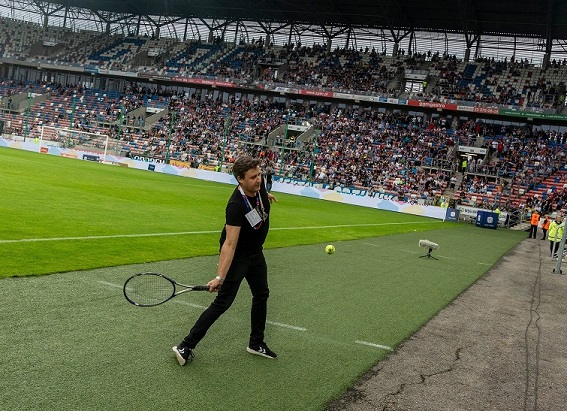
[325,245,335,254]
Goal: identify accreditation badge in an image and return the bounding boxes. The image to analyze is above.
[245,208,263,227]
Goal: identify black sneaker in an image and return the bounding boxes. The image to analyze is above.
[246,342,277,359]
[172,345,194,366]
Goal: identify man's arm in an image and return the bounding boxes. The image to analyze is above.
[208,224,240,292]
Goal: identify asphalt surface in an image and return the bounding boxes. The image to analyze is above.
[326,237,567,411]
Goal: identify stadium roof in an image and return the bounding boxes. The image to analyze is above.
[46,0,567,40]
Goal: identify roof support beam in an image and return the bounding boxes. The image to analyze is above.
[545,0,555,53]
[457,0,479,61]
[458,0,479,47]
[542,0,556,68]
[389,28,412,57]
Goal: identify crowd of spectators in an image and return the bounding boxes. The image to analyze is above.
[115,93,456,204]
[450,122,567,210]
[125,93,283,166]
[425,55,567,110]
[251,43,400,95]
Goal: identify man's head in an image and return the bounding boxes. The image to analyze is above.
[233,156,262,196]
[232,156,261,180]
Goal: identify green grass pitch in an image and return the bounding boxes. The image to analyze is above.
[0,147,524,410]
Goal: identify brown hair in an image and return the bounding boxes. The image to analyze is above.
[232,156,261,180]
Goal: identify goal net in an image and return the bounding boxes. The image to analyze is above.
[39,125,113,162]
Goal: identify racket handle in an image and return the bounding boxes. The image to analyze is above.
[193,285,211,291]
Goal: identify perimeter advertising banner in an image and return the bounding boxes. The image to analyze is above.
[476,211,499,229]
[445,208,460,222]
[171,76,237,88]
[407,100,458,110]
[457,105,499,115]
[498,109,567,121]
[457,205,507,224]
[298,89,334,98]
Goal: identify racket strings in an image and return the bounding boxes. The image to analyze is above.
[125,274,175,306]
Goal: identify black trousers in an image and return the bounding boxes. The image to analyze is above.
[183,252,269,349]
[529,225,538,238]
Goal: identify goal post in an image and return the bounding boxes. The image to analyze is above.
[39,125,112,162]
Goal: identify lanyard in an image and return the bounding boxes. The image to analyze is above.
[238,186,266,229]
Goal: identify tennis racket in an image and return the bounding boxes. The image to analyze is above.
[123,272,210,307]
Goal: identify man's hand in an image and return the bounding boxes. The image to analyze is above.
[268,193,278,204]
[207,277,223,292]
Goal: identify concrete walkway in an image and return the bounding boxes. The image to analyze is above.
[326,238,567,411]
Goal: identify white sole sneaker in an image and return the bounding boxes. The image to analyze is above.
[246,346,277,359]
[172,346,188,365]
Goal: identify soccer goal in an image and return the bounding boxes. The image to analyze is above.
[39,125,112,162]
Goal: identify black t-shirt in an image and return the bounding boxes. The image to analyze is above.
[219,179,270,258]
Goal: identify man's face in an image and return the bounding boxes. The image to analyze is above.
[238,166,262,195]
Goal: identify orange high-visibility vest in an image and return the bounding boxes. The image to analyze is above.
[542,218,551,230]
[531,213,540,225]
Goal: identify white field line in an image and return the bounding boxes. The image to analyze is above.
[399,249,420,254]
[266,321,307,331]
[366,242,421,255]
[97,280,123,289]
[354,340,394,351]
[173,300,208,310]
[363,242,380,247]
[0,221,437,244]
[0,230,219,243]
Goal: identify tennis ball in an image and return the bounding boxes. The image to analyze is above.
[325,244,335,254]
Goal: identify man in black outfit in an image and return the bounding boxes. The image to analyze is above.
[173,156,278,365]
[265,166,275,193]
